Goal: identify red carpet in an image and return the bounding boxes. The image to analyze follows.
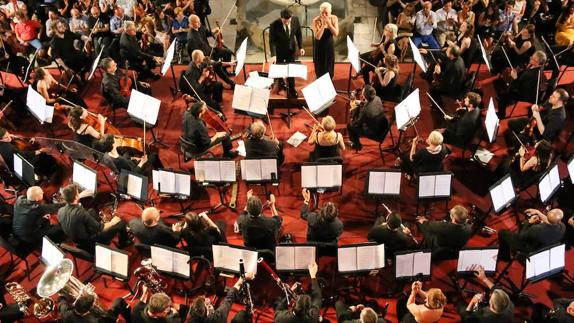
[1,62,574,322]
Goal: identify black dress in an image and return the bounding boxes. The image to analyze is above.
[314,27,334,79]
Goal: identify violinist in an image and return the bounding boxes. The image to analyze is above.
[34,67,86,107]
[101,57,151,109]
[505,89,568,146]
[425,44,466,111]
[50,20,90,82]
[182,101,238,158]
[399,130,448,179]
[0,126,56,178]
[95,134,163,176]
[180,49,228,112]
[441,91,482,146]
[119,21,163,81]
[346,85,387,151]
[490,24,536,75]
[67,106,107,148]
[373,54,400,101]
[245,120,284,165]
[496,139,553,189]
[355,23,399,82]
[308,115,345,161]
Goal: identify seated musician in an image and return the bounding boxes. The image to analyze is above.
[129,207,183,248]
[399,130,448,178]
[12,11,42,51]
[182,101,238,158]
[301,188,343,243]
[308,115,345,161]
[131,292,188,323]
[181,211,226,258]
[490,24,536,75]
[57,184,131,253]
[505,89,568,147]
[34,67,86,107]
[50,20,90,81]
[189,273,254,322]
[100,57,151,109]
[498,208,565,261]
[368,212,416,257]
[237,190,282,251]
[441,91,482,147]
[416,205,472,251]
[494,50,546,119]
[180,49,230,112]
[58,293,131,323]
[373,54,400,101]
[119,21,162,80]
[245,120,284,165]
[396,283,446,322]
[274,262,321,323]
[335,300,388,323]
[12,186,65,247]
[496,139,553,188]
[96,134,163,175]
[425,44,466,110]
[67,106,107,148]
[458,265,514,323]
[356,23,399,82]
[532,297,574,323]
[346,85,388,151]
[186,14,235,87]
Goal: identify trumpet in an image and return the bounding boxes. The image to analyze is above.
[5,282,54,319]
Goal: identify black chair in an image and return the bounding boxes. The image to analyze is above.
[134,242,152,258]
[178,136,214,168]
[59,242,94,277]
[0,235,37,280]
[357,116,391,162]
[316,242,338,258]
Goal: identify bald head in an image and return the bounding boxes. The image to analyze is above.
[142,207,160,226]
[26,186,43,201]
[548,209,564,224]
[189,15,200,29]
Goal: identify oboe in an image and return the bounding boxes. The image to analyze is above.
[257,258,300,307]
[239,259,254,314]
[381,203,419,245]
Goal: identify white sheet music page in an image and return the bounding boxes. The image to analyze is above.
[384,172,401,195]
[413,252,431,276]
[368,172,386,194]
[539,172,553,203]
[276,246,295,270]
[317,164,342,187]
[287,131,307,147]
[568,157,574,180]
[550,244,565,271]
[110,251,128,277]
[161,39,176,76]
[433,174,451,197]
[194,160,206,182]
[95,245,112,272]
[338,247,357,272]
[485,98,499,143]
[42,237,64,266]
[13,154,22,178]
[418,175,436,198]
[244,73,274,89]
[225,247,243,272]
[219,160,237,182]
[234,37,248,76]
[477,35,492,72]
[456,249,471,272]
[158,170,176,194]
[394,89,421,130]
[409,38,427,73]
[288,64,308,80]
[127,174,143,199]
[212,245,227,269]
[127,90,160,126]
[175,173,191,196]
[260,159,277,180]
[268,64,289,78]
[346,35,361,73]
[241,249,259,274]
[232,85,253,112]
[301,165,317,188]
[396,253,414,278]
[549,165,560,190]
[26,87,47,123]
[151,246,173,273]
[355,245,376,270]
[243,159,262,181]
[490,180,505,212]
[302,81,323,113]
[173,251,190,277]
[531,250,550,278]
[294,246,316,270]
[318,73,337,104]
[480,249,498,272]
[249,87,270,116]
[203,161,221,182]
[152,170,159,191]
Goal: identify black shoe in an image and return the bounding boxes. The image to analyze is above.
[347,141,363,150]
[224,150,239,159]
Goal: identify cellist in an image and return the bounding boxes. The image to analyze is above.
[100,57,151,109]
[67,105,108,148]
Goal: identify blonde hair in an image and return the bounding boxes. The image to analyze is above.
[319,2,332,14]
[426,288,447,309]
[321,115,336,131]
[385,23,398,39]
[428,130,443,146]
[250,121,266,139]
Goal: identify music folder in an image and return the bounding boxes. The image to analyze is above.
[13,153,35,186]
[41,236,65,266]
[394,88,421,131]
[489,174,516,214]
[240,158,278,183]
[275,244,317,272]
[538,163,561,204]
[118,169,148,202]
[151,244,191,279]
[301,163,343,189]
[394,250,432,280]
[127,89,161,127]
[152,169,191,196]
[73,160,97,193]
[302,73,337,114]
[409,37,428,73]
[268,63,308,80]
[95,243,130,280]
[234,37,248,75]
[365,169,402,197]
[525,243,565,282]
[232,84,270,117]
[212,244,258,274]
[485,98,499,144]
[194,159,236,183]
[417,172,453,199]
[337,243,385,273]
[456,247,498,275]
[26,86,54,124]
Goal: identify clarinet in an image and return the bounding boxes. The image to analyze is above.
[381,203,419,245]
[239,259,254,314]
[257,258,300,307]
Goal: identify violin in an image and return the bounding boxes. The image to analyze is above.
[524,117,537,138]
[119,60,133,97]
[56,103,123,136]
[454,100,468,118]
[349,90,365,123]
[203,107,232,133]
[510,144,535,164]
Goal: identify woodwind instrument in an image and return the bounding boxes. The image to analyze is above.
[381,203,419,245]
[238,259,254,314]
[257,258,302,308]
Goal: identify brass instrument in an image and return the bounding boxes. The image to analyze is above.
[131,258,167,302]
[98,194,119,223]
[5,282,54,319]
[37,259,108,317]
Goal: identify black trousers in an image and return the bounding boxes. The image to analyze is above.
[210,133,234,156]
[347,123,363,148]
[0,304,24,323]
[212,47,235,86]
[276,53,297,97]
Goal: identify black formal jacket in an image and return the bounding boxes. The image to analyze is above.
[186,25,212,56]
[300,203,343,243]
[57,204,103,244]
[182,110,211,152]
[245,137,281,160]
[509,67,543,103]
[58,296,117,323]
[130,301,189,323]
[439,55,466,96]
[128,218,181,247]
[120,32,153,64]
[12,196,63,243]
[351,96,388,139]
[550,298,574,323]
[179,63,210,101]
[237,212,282,251]
[274,279,321,323]
[102,70,130,108]
[367,225,415,256]
[443,107,481,147]
[187,288,238,323]
[419,220,472,250]
[518,222,566,252]
[269,17,302,61]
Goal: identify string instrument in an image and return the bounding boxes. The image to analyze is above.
[0,28,25,56]
[55,103,122,135]
[523,69,543,139]
[349,89,365,122]
[11,135,41,151]
[202,59,218,86]
[215,20,224,49]
[119,60,133,97]
[454,99,468,118]
[381,203,419,245]
[182,74,231,132]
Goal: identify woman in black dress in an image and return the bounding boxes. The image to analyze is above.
[181,211,226,258]
[400,130,448,178]
[373,54,400,101]
[312,2,339,79]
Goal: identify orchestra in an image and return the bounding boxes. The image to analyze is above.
[1,0,574,321]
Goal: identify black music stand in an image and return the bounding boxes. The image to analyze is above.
[117,169,148,210]
[91,243,133,292]
[194,158,238,213]
[301,162,343,210]
[416,172,453,215]
[127,89,167,148]
[364,169,402,214]
[241,158,279,197]
[12,153,35,187]
[538,163,562,207]
[386,249,432,297]
[153,168,194,216]
[151,244,192,296]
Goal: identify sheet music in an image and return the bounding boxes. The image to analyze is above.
[433,174,451,197]
[457,249,497,272]
[172,251,190,277]
[418,175,436,198]
[249,87,271,116]
[477,35,491,72]
[241,249,259,274]
[568,157,574,181]
[95,245,112,271]
[480,249,498,272]
[276,246,296,270]
[288,64,308,80]
[244,72,274,89]
[42,237,64,266]
[532,250,550,278]
[317,164,342,187]
[368,171,387,194]
[175,172,191,196]
[539,164,560,203]
[13,154,22,178]
[151,246,175,273]
[338,247,357,272]
[127,90,161,126]
[287,131,307,147]
[395,253,415,278]
[550,244,565,271]
[110,251,129,277]
[232,85,253,111]
[73,162,97,192]
[126,174,143,199]
[409,38,427,73]
[26,87,49,123]
[243,159,262,181]
[394,89,421,130]
[194,160,206,181]
[384,172,401,195]
[490,176,515,212]
[212,245,258,273]
[413,252,431,276]
[203,161,221,182]
[152,170,159,190]
[268,64,289,78]
[234,38,248,75]
[220,160,236,182]
[88,47,105,80]
[301,165,317,188]
[260,159,277,180]
[294,246,316,270]
[356,244,385,270]
[212,245,227,269]
[346,35,361,73]
[485,98,499,143]
[302,73,336,113]
[161,39,176,76]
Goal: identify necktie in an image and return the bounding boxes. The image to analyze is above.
[285,24,290,37]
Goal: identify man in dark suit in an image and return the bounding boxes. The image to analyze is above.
[441,91,482,147]
[335,300,388,323]
[368,212,416,257]
[416,205,472,251]
[100,57,130,109]
[129,207,183,247]
[269,8,304,98]
[131,292,188,323]
[245,120,284,165]
[119,21,162,80]
[181,101,237,158]
[274,262,321,323]
[12,186,65,246]
[346,85,388,150]
[301,189,343,243]
[58,293,131,323]
[427,44,466,112]
[498,208,565,261]
[236,190,282,251]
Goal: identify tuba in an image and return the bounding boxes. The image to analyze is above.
[4,282,54,319]
[37,259,108,317]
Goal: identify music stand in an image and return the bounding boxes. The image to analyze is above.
[568,155,574,184]
[232,84,270,119]
[13,153,35,187]
[151,244,191,295]
[152,168,193,215]
[94,243,130,282]
[41,236,66,266]
[275,244,316,273]
[26,87,54,135]
[364,169,402,213]
[267,63,308,127]
[394,250,432,281]
[538,163,561,205]
[485,98,499,144]
[72,160,98,193]
[117,169,148,209]
[448,246,499,293]
[240,158,279,196]
[301,162,342,209]
[337,242,385,273]
[416,171,453,215]
[301,73,337,115]
[212,243,259,275]
[127,89,166,147]
[194,158,237,213]
[384,89,421,156]
[471,35,492,89]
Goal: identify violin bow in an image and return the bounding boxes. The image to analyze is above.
[535,69,541,106]
[182,74,203,102]
[371,17,377,44]
[426,92,448,118]
[83,17,100,52]
[208,0,237,59]
[0,100,13,118]
[511,130,527,148]
[301,106,322,129]
[266,112,275,140]
[500,46,514,71]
